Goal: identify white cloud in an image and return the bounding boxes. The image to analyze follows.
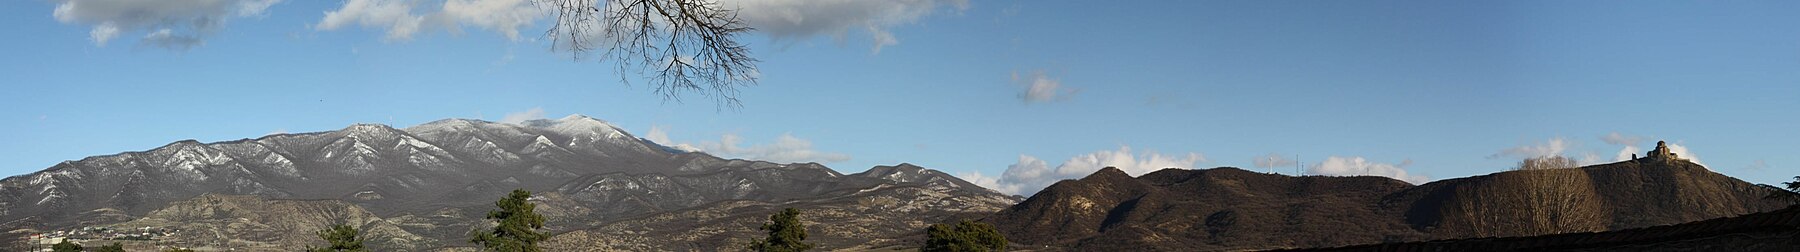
[1748,159,1768,171]
[53,0,281,49]
[1577,152,1604,166]
[993,155,1049,195]
[987,146,1206,195]
[1599,132,1643,146]
[707,133,850,163]
[498,107,546,124]
[643,126,701,152]
[1599,132,1647,162]
[57,0,966,52]
[1012,70,1075,103]
[1308,156,1429,184]
[726,0,968,54]
[441,0,541,40]
[318,0,426,41]
[643,126,672,144]
[1252,153,1297,168]
[143,29,205,50]
[316,0,543,42]
[1612,145,1643,162]
[649,127,850,164]
[956,171,1005,194]
[1489,137,1569,159]
[90,22,119,46]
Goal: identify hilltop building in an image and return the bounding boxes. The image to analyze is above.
[1641,140,1685,163]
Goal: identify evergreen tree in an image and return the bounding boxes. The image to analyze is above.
[1766,176,1800,202]
[748,208,813,252]
[309,223,368,252]
[92,242,125,252]
[923,219,1007,252]
[50,240,80,252]
[470,189,547,252]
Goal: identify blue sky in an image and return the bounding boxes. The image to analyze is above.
[3,0,1796,195]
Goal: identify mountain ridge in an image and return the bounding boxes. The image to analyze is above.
[0,115,1018,251]
[987,159,1792,251]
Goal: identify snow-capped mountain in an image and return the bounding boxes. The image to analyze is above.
[0,115,1016,250]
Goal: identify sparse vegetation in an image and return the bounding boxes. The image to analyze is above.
[163,248,196,252]
[748,208,814,252]
[309,224,368,252]
[470,189,548,252]
[92,242,125,252]
[923,219,1007,252]
[50,240,80,252]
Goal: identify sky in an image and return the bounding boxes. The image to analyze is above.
[3,0,1797,196]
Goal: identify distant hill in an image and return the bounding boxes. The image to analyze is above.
[986,160,1793,251]
[0,116,1017,250]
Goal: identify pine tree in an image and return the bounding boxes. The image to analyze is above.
[92,242,126,252]
[50,240,81,252]
[923,219,1007,252]
[1772,176,1800,202]
[748,208,814,252]
[470,189,547,252]
[309,223,368,252]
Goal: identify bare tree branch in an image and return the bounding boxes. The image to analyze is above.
[540,0,758,109]
[1441,156,1606,237]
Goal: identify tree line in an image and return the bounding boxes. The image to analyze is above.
[295,189,1008,252]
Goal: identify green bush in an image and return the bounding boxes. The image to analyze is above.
[923,219,1006,252]
[309,224,368,252]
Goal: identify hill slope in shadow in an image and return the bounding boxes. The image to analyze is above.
[987,159,1792,251]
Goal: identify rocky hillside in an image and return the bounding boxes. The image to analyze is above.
[987,159,1792,251]
[0,116,1018,250]
[543,164,1021,251]
[107,194,431,251]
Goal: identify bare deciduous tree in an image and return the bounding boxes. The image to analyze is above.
[1515,155,1578,171]
[1443,156,1606,237]
[541,0,757,108]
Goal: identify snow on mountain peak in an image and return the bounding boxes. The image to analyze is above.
[345,123,394,132]
[339,124,403,141]
[406,119,480,133]
[559,114,600,122]
[524,114,633,140]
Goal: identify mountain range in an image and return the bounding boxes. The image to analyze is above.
[1,114,1792,251]
[0,115,1018,251]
